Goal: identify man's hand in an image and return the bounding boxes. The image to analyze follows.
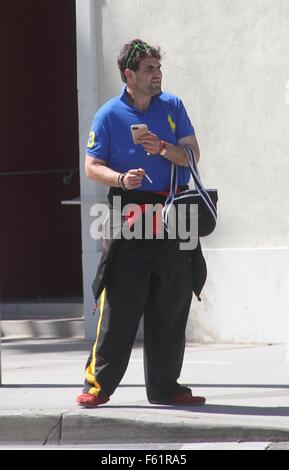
[138,133,162,155]
[138,134,200,166]
[85,155,146,189]
[123,168,145,190]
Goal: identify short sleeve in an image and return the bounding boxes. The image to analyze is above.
[86,112,110,160]
[175,99,195,140]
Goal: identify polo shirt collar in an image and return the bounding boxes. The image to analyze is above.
[120,86,161,114]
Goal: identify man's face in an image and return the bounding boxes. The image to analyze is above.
[131,57,162,96]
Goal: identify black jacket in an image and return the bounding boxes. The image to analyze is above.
[92,188,207,307]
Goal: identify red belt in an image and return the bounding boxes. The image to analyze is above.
[124,190,175,235]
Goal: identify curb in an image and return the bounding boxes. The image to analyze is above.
[0,318,84,340]
[62,415,289,445]
[1,411,289,445]
[0,413,62,445]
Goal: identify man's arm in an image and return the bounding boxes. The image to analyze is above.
[85,155,120,187]
[166,134,200,166]
[85,155,145,189]
[138,134,200,166]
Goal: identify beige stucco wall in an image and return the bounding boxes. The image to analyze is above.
[77,0,289,342]
[99,0,289,249]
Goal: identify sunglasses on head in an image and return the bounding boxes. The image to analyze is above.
[125,42,150,70]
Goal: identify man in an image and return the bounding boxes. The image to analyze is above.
[76,39,206,407]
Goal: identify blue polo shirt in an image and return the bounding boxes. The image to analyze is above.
[86,88,195,191]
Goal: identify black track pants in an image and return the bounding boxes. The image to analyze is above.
[83,238,193,402]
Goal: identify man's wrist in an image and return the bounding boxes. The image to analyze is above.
[118,172,128,191]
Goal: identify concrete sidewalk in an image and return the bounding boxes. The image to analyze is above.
[0,339,289,445]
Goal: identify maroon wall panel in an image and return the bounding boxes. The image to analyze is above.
[0,0,83,300]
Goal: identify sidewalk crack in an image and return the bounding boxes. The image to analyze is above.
[42,410,73,445]
[42,414,62,445]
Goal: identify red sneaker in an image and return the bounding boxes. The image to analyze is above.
[168,392,206,406]
[76,393,110,408]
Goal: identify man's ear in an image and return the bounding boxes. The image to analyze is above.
[125,68,135,83]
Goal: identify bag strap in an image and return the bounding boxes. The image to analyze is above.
[162,159,178,230]
[184,146,217,220]
[162,145,217,231]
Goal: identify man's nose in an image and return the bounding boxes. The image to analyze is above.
[153,68,162,76]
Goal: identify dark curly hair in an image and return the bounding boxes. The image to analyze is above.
[117,39,161,83]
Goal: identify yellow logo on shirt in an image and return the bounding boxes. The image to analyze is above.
[87,131,95,148]
[168,114,176,133]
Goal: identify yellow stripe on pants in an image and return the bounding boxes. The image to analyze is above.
[85,289,106,397]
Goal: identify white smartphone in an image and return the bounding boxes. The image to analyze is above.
[130,124,149,144]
